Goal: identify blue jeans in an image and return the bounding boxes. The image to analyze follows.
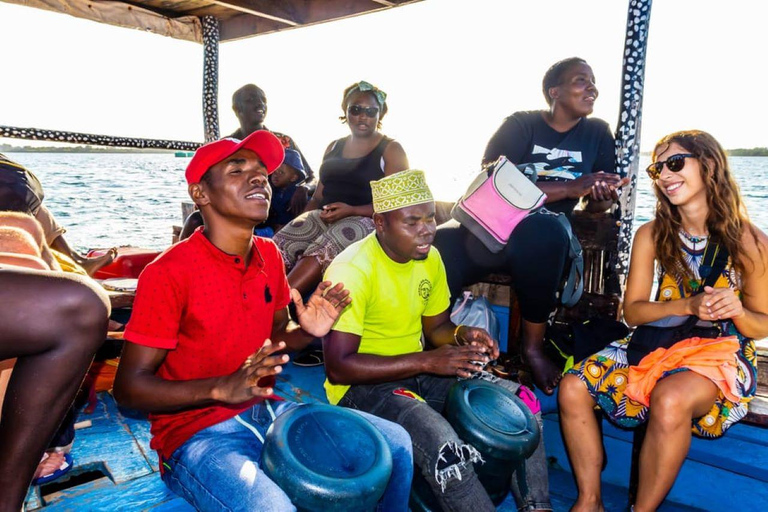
[161,400,413,511]
[339,374,552,512]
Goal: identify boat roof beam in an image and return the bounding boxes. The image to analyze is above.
[2,0,203,42]
[0,1,423,43]
[208,0,301,27]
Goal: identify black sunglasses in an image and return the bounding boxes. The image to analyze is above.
[646,153,695,180]
[347,105,379,117]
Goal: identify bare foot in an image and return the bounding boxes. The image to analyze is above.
[523,345,562,395]
[80,247,117,276]
[570,496,604,512]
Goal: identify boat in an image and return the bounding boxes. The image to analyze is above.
[1,1,766,510]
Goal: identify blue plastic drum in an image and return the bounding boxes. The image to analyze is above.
[445,379,540,504]
[261,404,393,512]
[410,379,541,510]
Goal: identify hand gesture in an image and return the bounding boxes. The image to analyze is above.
[289,186,310,216]
[214,340,289,404]
[694,286,745,321]
[456,325,500,360]
[294,281,352,337]
[568,172,627,200]
[587,172,631,202]
[425,344,492,379]
[319,202,354,224]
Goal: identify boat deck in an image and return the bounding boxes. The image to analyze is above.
[24,362,768,511]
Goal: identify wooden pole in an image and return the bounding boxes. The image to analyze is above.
[202,16,221,143]
[615,0,653,283]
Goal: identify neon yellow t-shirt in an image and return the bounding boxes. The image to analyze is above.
[323,233,451,404]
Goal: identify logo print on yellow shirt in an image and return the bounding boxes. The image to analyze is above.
[418,279,432,304]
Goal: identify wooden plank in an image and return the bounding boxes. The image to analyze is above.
[543,414,768,510]
[219,0,423,41]
[209,0,301,26]
[38,473,190,511]
[2,0,202,42]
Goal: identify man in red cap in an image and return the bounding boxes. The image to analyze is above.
[113,130,412,511]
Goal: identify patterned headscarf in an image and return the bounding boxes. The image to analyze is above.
[371,170,433,214]
[344,81,387,108]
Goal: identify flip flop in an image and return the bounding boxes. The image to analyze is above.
[32,452,73,486]
[292,348,324,367]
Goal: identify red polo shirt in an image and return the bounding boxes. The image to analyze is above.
[124,229,291,461]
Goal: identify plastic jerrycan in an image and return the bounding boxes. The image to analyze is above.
[410,379,540,510]
[262,404,393,511]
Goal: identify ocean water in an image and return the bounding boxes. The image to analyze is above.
[6,153,768,252]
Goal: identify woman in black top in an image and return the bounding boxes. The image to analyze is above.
[274,81,408,297]
[434,57,628,394]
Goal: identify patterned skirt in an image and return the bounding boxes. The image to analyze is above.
[566,332,758,438]
[273,210,375,272]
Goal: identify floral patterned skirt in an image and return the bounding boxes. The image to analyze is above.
[566,335,758,438]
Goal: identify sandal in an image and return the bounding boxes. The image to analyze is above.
[292,348,324,367]
[32,452,73,486]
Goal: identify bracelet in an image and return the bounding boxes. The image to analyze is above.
[454,324,465,346]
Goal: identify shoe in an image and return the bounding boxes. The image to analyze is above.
[32,452,73,486]
[292,348,324,367]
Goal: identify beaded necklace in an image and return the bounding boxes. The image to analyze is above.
[679,229,710,292]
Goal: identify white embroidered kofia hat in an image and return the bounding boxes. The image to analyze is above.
[370,169,434,214]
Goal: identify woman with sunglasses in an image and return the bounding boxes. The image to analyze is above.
[559,130,768,511]
[434,57,628,396]
[274,81,409,297]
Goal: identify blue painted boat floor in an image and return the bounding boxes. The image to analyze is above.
[25,360,767,511]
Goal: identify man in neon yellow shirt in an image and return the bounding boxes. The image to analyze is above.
[323,170,551,512]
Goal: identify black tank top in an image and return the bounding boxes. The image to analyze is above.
[318,136,392,207]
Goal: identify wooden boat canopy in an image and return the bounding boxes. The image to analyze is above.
[1,0,423,43]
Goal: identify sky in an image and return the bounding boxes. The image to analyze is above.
[1,0,767,199]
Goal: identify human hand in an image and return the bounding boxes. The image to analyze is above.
[213,340,288,404]
[294,281,352,337]
[425,344,491,378]
[569,172,626,200]
[456,325,500,360]
[289,186,310,216]
[319,202,355,223]
[588,172,631,202]
[698,286,745,321]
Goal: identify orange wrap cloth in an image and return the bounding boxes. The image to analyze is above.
[625,336,741,407]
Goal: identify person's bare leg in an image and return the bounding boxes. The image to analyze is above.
[522,319,561,395]
[558,375,605,512]
[634,372,718,512]
[50,235,117,277]
[287,256,323,297]
[0,269,109,512]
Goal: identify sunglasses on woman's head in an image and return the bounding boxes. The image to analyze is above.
[347,105,380,117]
[646,153,695,180]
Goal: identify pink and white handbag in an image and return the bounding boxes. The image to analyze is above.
[451,156,546,253]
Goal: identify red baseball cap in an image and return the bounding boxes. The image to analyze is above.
[185,130,285,184]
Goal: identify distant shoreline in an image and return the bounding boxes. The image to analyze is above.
[3,144,767,156]
[0,144,174,154]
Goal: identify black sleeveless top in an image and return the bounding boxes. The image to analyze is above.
[318,135,392,207]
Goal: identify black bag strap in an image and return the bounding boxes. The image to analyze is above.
[699,241,729,289]
[678,241,730,330]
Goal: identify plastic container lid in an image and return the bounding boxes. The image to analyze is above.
[445,379,540,462]
[262,404,393,511]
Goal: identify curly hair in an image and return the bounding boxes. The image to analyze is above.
[542,57,587,106]
[650,130,760,291]
[339,81,388,130]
